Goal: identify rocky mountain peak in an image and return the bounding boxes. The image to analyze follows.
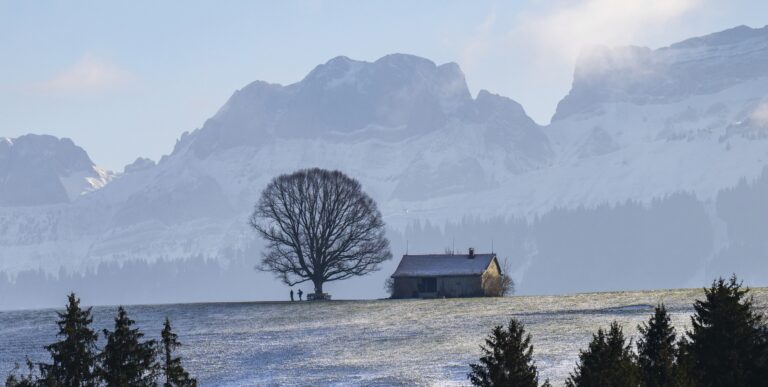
[669,24,768,49]
[185,54,518,159]
[553,25,768,121]
[0,134,109,206]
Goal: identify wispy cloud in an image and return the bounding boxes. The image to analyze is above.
[518,0,702,61]
[30,53,135,96]
[458,10,497,75]
[750,100,768,128]
[451,0,703,122]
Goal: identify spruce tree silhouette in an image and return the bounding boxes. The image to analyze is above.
[40,292,99,386]
[99,306,158,386]
[566,322,639,387]
[636,304,678,387]
[160,318,197,387]
[468,318,549,387]
[682,275,768,386]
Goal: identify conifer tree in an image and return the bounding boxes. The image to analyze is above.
[671,337,696,387]
[39,292,99,386]
[160,318,197,387]
[468,318,545,387]
[637,304,677,387]
[99,306,158,387]
[683,275,768,386]
[565,321,639,387]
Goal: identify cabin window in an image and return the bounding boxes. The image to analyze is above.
[418,277,437,293]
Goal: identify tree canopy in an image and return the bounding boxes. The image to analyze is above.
[566,322,639,387]
[40,292,99,386]
[636,304,678,387]
[682,275,768,386]
[468,318,547,387]
[99,307,158,386]
[250,168,391,296]
[160,318,197,387]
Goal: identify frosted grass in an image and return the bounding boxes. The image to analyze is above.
[1,288,766,386]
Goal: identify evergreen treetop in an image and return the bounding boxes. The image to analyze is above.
[99,306,158,387]
[566,321,639,387]
[468,318,542,387]
[160,318,197,387]
[684,275,768,386]
[40,292,99,387]
[636,304,677,387]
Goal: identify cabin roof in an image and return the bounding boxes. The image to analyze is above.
[391,253,497,278]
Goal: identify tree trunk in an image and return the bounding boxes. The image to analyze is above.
[313,278,323,295]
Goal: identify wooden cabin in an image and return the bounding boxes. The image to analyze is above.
[390,248,502,298]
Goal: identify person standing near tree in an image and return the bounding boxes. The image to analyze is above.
[290,289,294,302]
[298,289,303,301]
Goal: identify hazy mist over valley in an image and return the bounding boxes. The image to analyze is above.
[2,25,768,310]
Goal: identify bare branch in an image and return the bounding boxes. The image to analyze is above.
[250,168,392,295]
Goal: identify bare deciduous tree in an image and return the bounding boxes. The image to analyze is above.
[250,168,392,297]
[484,257,515,297]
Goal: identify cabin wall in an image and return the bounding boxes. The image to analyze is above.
[392,277,420,298]
[392,275,484,298]
[437,275,483,297]
[481,261,503,296]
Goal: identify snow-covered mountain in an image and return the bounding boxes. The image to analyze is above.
[2,26,768,308]
[0,134,112,206]
[533,25,768,209]
[178,54,550,203]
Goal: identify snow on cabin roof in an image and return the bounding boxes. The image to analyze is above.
[391,254,497,278]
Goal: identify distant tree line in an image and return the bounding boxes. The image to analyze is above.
[5,293,196,387]
[468,275,768,387]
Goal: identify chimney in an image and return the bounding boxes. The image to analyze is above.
[468,247,475,258]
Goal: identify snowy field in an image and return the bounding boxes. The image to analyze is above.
[1,288,766,386]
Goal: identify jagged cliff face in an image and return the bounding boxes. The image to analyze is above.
[2,26,768,307]
[553,25,768,121]
[188,55,474,151]
[181,54,549,178]
[0,134,111,206]
[166,53,550,206]
[539,25,768,208]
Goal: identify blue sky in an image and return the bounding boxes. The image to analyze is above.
[1,0,766,170]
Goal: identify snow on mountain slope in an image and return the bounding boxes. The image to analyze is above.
[0,54,549,277]
[540,25,768,209]
[384,25,768,224]
[2,26,768,304]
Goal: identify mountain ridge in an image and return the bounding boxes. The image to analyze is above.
[0,134,112,207]
[553,24,768,121]
[2,25,768,307]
